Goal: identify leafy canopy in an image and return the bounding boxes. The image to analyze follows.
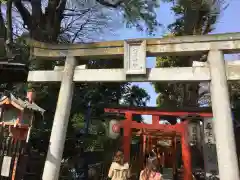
[153,0,225,109]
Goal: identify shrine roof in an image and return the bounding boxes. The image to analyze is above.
[0,62,27,66]
[0,62,28,83]
[0,93,45,114]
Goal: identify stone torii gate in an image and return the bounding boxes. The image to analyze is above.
[28,33,240,180]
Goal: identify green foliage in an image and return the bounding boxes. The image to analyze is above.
[120,85,150,122]
[95,0,160,34]
[0,0,154,170]
[121,0,160,34]
[153,0,225,110]
[121,85,150,106]
[0,0,153,161]
[0,0,6,4]
[71,113,85,129]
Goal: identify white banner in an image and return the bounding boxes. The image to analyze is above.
[1,156,12,177]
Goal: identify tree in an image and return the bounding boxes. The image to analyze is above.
[11,0,160,42]
[0,0,158,121]
[0,1,156,175]
[120,85,150,122]
[153,0,226,111]
[120,85,150,106]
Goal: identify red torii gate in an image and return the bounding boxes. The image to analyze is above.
[104,106,212,180]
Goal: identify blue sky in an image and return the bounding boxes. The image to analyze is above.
[105,0,240,121]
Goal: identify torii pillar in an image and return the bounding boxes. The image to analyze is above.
[42,56,76,180]
[208,50,239,180]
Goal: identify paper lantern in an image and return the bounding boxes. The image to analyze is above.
[108,119,120,139]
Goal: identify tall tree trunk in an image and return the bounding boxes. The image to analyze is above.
[14,0,67,70]
[182,58,201,107]
[15,0,67,42]
[180,0,211,107]
[0,2,6,58]
[6,0,13,58]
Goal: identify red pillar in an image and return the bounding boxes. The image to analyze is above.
[123,112,132,162]
[151,115,159,152]
[149,136,152,151]
[152,115,159,126]
[139,132,144,168]
[143,134,146,155]
[152,137,157,148]
[181,122,192,180]
[172,136,177,177]
[142,134,146,168]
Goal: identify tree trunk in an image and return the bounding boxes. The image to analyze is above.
[0,2,6,58]
[0,2,5,38]
[14,0,67,71]
[15,0,67,42]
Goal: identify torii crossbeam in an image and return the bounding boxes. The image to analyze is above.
[27,33,240,180]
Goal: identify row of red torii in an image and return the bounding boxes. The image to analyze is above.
[27,33,240,180]
[105,106,214,180]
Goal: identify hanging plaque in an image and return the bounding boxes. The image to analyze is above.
[124,40,146,75]
[1,156,12,177]
[188,121,201,147]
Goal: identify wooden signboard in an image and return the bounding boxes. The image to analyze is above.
[1,156,12,177]
[203,118,219,177]
[188,121,202,169]
[188,121,201,148]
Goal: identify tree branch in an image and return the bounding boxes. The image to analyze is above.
[71,18,91,43]
[96,0,124,8]
[30,0,43,39]
[14,0,32,29]
[0,2,6,38]
[6,0,13,57]
[31,0,42,25]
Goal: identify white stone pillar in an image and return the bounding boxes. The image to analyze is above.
[208,50,239,180]
[42,56,76,180]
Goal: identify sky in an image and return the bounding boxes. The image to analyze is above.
[105,0,240,122]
